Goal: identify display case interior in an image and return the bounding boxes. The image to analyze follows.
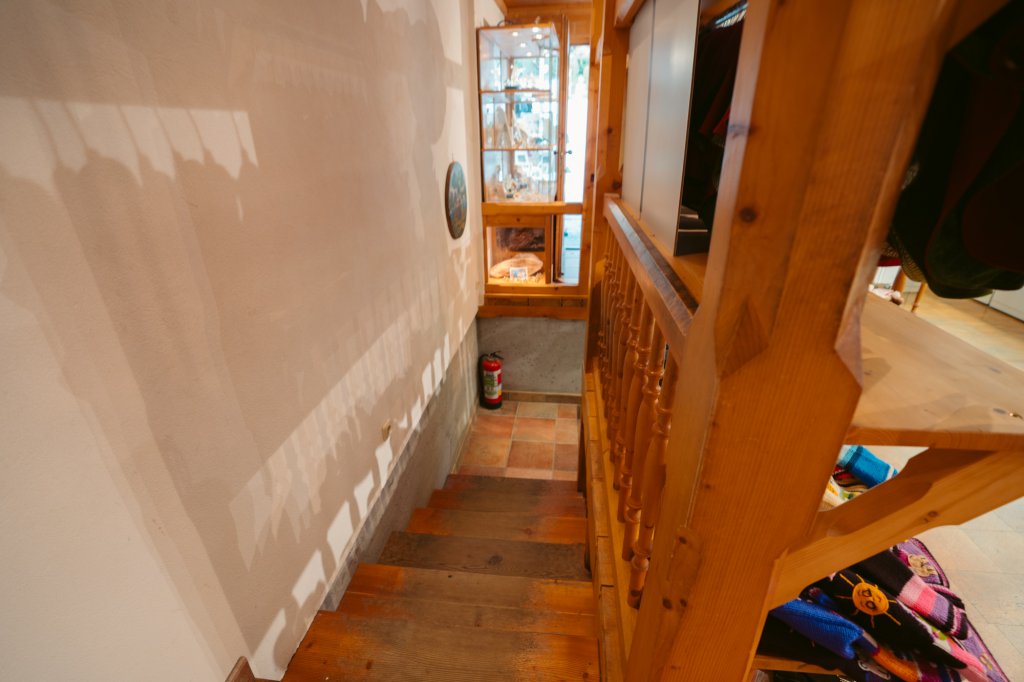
[486,218,553,285]
[478,24,560,203]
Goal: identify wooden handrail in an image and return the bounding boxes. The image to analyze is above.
[602,198,697,365]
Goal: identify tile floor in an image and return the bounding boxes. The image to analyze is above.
[875,295,1024,679]
[456,400,580,481]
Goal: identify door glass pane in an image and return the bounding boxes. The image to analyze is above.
[562,44,591,203]
[560,215,582,284]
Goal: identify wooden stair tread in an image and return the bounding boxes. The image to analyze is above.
[407,507,587,544]
[282,610,599,681]
[378,531,590,581]
[336,591,596,638]
[346,564,595,615]
[428,488,586,516]
[444,474,579,495]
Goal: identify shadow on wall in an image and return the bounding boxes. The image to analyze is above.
[0,0,483,676]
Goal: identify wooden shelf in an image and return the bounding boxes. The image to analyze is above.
[850,296,1024,450]
[483,146,555,152]
[483,201,583,216]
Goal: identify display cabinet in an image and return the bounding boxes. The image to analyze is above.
[476,21,589,313]
[478,24,561,203]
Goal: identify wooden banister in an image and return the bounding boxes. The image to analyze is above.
[602,199,697,364]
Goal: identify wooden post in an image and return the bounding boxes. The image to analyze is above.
[584,0,629,361]
[626,1,961,679]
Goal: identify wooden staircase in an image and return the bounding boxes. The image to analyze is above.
[282,475,600,681]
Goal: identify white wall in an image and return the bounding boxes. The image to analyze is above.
[0,0,496,678]
[620,0,701,251]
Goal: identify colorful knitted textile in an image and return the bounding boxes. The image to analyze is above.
[838,445,898,488]
[771,599,878,660]
[759,616,892,682]
[896,539,1011,682]
[856,550,968,638]
[811,573,968,670]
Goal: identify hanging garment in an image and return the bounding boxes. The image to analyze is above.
[888,3,1024,298]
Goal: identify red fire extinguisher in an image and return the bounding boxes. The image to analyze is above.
[479,353,503,410]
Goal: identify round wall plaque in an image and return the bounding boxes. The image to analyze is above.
[445,161,467,239]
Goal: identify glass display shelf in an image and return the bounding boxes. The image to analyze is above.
[478,23,560,203]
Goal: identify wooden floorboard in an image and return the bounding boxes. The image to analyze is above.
[378,532,590,581]
[282,611,599,681]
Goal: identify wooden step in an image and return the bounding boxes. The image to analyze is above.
[378,532,589,581]
[336,592,596,638]
[282,610,598,681]
[407,507,587,544]
[346,564,595,616]
[428,480,586,516]
[444,474,579,495]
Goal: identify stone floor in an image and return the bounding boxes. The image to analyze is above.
[456,399,580,481]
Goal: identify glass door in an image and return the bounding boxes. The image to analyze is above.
[558,44,590,283]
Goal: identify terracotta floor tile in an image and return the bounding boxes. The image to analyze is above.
[508,441,555,469]
[513,417,557,442]
[517,401,559,419]
[504,467,553,480]
[555,419,580,445]
[557,404,579,419]
[554,443,579,471]
[458,464,506,477]
[478,401,518,417]
[460,433,510,468]
[471,414,515,439]
[552,470,578,482]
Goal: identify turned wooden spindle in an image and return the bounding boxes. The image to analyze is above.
[608,273,636,471]
[601,246,624,402]
[597,238,617,381]
[617,304,656,525]
[613,283,645,475]
[622,326,665,559]
[628,354,679,608]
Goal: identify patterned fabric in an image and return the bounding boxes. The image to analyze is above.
[856,550,968,639]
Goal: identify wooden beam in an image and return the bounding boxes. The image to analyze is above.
[948,0,1007,48]
[482,201,583,216]
[583,0,629,361]
[625,1,961,679]
[613,0,646,28]
[493,0,509,17]
[771,448,1024,607]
